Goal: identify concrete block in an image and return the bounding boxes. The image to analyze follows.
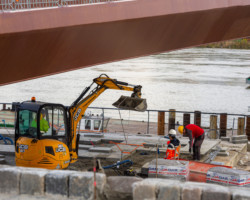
[69,172,106,200]
[89,147,112,153]
[182,183,202,200]
[183,182,230,200]
[105,176,143,200]
[133,180,156,200]
[45,170,76,197]
[231,187,250,200]
[232,135,248,141]
[247,142,250,152]
[232,139,248,144]
[19,168,48,195]
[202,184,231,200]
[78,144,92,150]
[221,137,230,142]
[157,183,180,200]
[0,167,20,194]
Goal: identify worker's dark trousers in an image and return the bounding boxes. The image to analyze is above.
[193,133,205,160]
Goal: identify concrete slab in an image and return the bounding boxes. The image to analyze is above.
[221,137,230,142]
[78,144,92,150]
[232,135,248,141]
[83,133,104,138]
[217,152,229,157]
[143,143,165,148]
[101,138,124,144]
[89,147,112,153]
[180,139,220,156]
[0,144,15,155]
[219,147,229,152]
[106,153,130,161]
[232,139,248,144]
[79,138,101,145]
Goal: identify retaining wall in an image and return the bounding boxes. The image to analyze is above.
[0,165,250,200]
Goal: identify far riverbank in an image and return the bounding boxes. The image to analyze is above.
[200,38,250,49]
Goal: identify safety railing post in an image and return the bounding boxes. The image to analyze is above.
[147,110,150,134]
[102,108,104,133]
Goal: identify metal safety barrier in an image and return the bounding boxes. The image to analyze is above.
[0,0,117,11]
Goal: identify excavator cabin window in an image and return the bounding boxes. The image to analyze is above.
[18,110,38,137]
[40,106,67,138]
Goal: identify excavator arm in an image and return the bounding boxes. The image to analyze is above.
[68,74,146,162]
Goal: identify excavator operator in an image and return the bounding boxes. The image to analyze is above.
[31,110,49,133]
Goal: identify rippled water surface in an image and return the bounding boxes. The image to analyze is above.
[0,48,250,115]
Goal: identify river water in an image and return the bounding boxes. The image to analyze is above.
[0,48,249,124]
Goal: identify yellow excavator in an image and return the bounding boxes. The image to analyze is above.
[14,74,147,169]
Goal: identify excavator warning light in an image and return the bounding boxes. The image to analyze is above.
[31,97,36,102]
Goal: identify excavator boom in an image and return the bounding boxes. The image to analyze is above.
[68,74,147,162]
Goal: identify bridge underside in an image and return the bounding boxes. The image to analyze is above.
[0,0,250,85]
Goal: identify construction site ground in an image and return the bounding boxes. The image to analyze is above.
[0,125,249,176]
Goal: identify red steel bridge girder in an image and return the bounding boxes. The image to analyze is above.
[0,0,250,85]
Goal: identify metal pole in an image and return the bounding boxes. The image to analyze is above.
[93,157,97,200]
[102,108,104,133]
[156,144,158,178]
[147,110,150,134]
[232,118,235,136]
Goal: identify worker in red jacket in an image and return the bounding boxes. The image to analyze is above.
[178,124,205,160]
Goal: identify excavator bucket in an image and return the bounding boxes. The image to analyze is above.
[112,96,147,112]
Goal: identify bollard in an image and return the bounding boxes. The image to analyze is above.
[237,117,245,135]
[194,111,201,127]
[210,115,218,139]
[220,113,227,138]
[157,111,165,135]
[183,113,190,137]
[168,109,176,131]
[246,116,250,140]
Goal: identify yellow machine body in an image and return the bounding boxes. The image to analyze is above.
[15,137,70,169]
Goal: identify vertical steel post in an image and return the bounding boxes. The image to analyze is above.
[168,109,176,131]
[210,115,218,139]
[220,113,227,138]
[183,113,190,137]
[237,117,245,135]
[157,111,165,135]
[246,116,250,141]
[194,111,201,127]
[102,108,104,133]
[147,110,150,134]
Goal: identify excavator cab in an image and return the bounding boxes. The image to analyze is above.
[15,100,71,169]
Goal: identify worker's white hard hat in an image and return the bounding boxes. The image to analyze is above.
[169,129,176,135]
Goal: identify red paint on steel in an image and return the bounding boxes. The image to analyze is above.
[0,0,250,85]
